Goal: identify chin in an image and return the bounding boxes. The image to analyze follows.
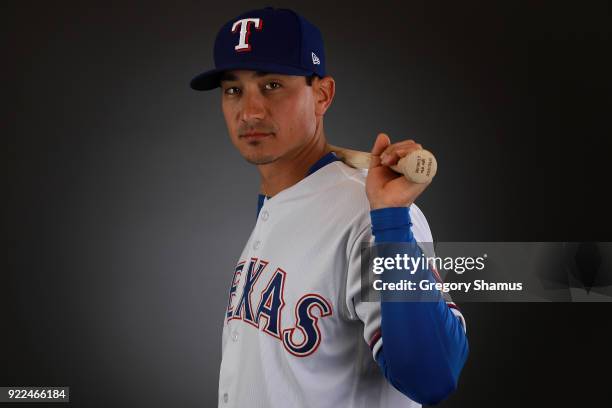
[242,152,279,165]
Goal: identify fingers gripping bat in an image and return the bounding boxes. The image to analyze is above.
[327,145,438,184]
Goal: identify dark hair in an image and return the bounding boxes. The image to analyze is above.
[305,74,321,86]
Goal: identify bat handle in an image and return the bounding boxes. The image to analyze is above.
[390,149,438,184]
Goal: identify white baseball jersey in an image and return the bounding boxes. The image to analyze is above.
[218,160,462,407]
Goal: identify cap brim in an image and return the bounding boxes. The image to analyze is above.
[190,62,314,91]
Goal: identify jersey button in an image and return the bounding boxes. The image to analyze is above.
[261,210,269,221]
[253,240,261,250]
[232,331,239,342]
[222,392,229,403]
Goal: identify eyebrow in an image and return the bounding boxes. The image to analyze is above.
[220,71,272,83]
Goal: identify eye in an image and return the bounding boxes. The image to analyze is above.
[224,86,240,95]
[264,82,281,90]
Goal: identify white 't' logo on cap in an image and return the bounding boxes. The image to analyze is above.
[231,18,263,52]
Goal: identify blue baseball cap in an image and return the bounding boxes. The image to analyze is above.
[190,7,326,91]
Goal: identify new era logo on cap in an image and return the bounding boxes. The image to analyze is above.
[190,7,327,91]
[311,52,320,65]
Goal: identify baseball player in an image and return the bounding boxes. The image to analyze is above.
[190,7,468,408]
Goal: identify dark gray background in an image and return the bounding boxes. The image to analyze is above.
[3,0,611,407]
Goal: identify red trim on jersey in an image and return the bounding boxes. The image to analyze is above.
[369,329,382,350]
[282,293,333,358]
[447,302,460,311]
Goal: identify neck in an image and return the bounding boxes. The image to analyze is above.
[258,129,328,197]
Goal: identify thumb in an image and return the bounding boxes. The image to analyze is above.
[370,133,391,168]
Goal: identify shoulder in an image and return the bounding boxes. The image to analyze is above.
[319,161,369,203]
[314,161,371,234]
[326,160,368,189]
[322,161,434,239]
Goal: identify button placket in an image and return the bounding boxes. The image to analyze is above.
[252,203,271,252]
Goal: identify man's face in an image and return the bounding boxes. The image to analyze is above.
[220,70,318,165]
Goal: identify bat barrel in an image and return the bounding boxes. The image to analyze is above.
[393,149,437,184]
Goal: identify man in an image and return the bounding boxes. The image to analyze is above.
[191,7,468,407]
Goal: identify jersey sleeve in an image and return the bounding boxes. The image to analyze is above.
[343,204,467,359]
[365,204,469,404]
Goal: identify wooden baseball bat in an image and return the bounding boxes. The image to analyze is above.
[327,144,437,184]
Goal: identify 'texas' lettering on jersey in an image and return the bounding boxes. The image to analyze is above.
[226,257,332,357]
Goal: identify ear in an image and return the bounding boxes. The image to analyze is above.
[313,76,335,116]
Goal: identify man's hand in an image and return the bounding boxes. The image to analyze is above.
[366,133,432,210]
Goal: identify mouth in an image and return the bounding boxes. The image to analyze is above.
[241,132,273,141]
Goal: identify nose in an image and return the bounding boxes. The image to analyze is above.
[240,89,266,123]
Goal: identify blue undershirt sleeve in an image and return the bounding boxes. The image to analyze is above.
[370,207,469,405]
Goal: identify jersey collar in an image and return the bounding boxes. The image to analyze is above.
[257,151,339,214]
